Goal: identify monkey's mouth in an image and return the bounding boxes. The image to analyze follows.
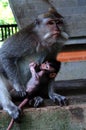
[52,31,60,38]
[43,31,60,41]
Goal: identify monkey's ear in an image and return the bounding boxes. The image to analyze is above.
[49,72,57,78]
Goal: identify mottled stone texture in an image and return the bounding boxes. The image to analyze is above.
[0,105,86,130]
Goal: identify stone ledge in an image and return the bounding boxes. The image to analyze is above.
[0,98,86,130]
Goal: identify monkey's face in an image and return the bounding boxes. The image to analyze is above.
[40,61,55,72]
[40,61,57,78]
[35,17,63,46]
[35,16,69,48]
[42,18,61,39]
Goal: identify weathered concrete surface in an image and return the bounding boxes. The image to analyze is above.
[0,103,86,130]
[55,60,86,81]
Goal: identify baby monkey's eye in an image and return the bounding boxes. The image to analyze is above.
[45,64,49,69]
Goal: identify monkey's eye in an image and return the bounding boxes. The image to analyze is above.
[47,21,55,25]
[56,19,63,25]
[46,64,49,69]
[56,21,59,23]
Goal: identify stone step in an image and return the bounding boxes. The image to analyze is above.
[0,101,86,130]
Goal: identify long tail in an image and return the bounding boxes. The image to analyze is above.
[7,98,29,130]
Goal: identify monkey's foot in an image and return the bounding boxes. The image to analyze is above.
[29,96,44,108]
[50,93,68,106]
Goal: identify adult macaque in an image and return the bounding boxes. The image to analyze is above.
[0,7,68,120]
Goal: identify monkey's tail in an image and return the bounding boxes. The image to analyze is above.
[7,98,29,130]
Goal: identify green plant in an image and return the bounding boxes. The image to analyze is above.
[0,0,16,24]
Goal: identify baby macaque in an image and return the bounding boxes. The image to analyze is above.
[26,61,57,93]
[26,60,62,107]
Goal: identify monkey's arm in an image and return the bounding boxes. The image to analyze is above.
[48,81,67,106]
[29,62,38,77]
[0,56,26,96]
[0,40,30,96]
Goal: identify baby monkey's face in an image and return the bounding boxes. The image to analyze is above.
[40,61,55,72]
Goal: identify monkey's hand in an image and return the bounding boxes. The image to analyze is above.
[29,62,37,68]
[13,83,26,97]
[29,62,39,76]
[49,93,68,106]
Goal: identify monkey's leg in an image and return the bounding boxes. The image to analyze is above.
[48,81,67,106]
[0,74,20,120]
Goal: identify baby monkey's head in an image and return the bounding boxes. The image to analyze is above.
[40,59,61,78]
